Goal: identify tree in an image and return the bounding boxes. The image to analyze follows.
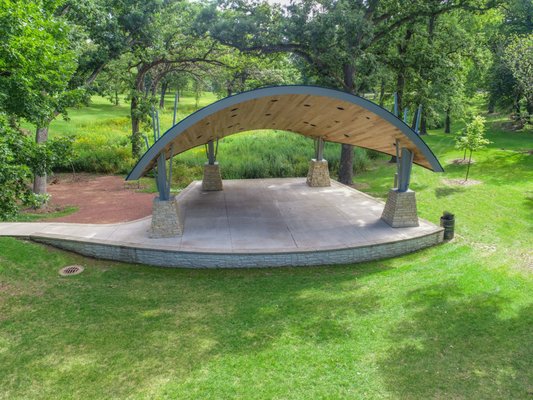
[0,0,83,196]
[454,115,491,181]
[93,57,133,106]
[486,0,532,117]
[204,0,501,184]
[210,52,301,98]
[116,0,235,158]
[504,34,533,124]
[0,117,74,220]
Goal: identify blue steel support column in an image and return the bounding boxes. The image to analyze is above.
[173,93,179,126]
[207,140,216,165]
[156,152,169,200]
[394,139,400,188]
[415,104,422,134]
[316,137,324,161]
[167,144,174,197]
[397,147,414,192]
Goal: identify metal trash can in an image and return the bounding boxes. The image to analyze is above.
[440,212,455,241]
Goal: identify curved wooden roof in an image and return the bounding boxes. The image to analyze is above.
[127,86,443,180]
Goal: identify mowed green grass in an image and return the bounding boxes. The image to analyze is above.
[2,96,533,399]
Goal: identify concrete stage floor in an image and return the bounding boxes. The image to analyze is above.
[0,178,444,268]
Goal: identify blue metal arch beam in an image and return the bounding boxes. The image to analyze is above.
[127,85,443,180]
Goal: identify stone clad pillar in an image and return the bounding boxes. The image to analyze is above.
[306,159,331,187]
[307,137,330,187]
[202,162,223,191]
[381,189,419,227]
[150,196,183,238]
[202,139,223,191]
[381,147,419,227]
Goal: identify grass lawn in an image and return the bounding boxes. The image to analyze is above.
[11,207,79,222]
[2,95,532,399]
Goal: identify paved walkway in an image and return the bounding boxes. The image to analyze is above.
[0,178,440,254]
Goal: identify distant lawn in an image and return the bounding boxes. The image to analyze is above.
[21,92,219,174]
[12,206,78,222]
[3,94,532,399]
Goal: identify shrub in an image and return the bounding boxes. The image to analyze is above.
[65,132,135,174]
[0,117,72,220]
[170,130,375,186]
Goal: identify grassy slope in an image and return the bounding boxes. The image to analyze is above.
[2,96,532,399]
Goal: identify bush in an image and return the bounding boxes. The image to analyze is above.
[0,117,70,220]
[61,128,378,183]
[170,130,375,186]
[65,132,135,174]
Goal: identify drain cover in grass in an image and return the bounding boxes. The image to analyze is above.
[59,265,84,276]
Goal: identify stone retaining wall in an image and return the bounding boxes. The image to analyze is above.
[32,229,443,269]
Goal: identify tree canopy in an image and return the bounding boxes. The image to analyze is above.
[0,0,531,214]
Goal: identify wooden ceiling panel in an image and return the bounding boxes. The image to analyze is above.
[127,86,443,180]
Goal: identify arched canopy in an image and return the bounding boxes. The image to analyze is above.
[127,85,443,180]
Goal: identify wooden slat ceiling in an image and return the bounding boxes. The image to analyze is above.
[129,90,442,179]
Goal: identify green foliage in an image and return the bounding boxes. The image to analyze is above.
[0,117,75,219]
[454,115,491,181]
[486,0,533,115]
[0,0,79,126]
[504,34,533,113]
[455,116,491,153]
[0,122,34,219]
[71,139,134,174]
[167,130,373,186]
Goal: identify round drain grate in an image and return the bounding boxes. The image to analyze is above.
[59,265,84,276]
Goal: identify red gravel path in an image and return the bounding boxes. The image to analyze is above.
[44,174,154,223]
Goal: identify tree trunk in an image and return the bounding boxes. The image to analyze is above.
[378,78,386,107]
[130,62,154,158]
[526,99,532,124]
[338,63,356,185]
[159,82,168,109]
[339,144,354,185]
[33,125,49,195]
[515,98,521,116]
[389,70,406,164]
[465,150,473,181]
[240,71,248,93]
[131,94,142,158]
[488,98,495,114]
[114,90,119,106]
[445,108,451,133]
[420,113,428,135]
[395,73,404,115]
[421,112,428,134]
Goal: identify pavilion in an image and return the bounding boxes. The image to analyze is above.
[0,85,445,268]
[127,85,443,239]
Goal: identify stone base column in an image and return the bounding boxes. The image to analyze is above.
[306,159,331,187]
[381,189,419,228]
[150,196,183,238]
[202,162,223,191]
